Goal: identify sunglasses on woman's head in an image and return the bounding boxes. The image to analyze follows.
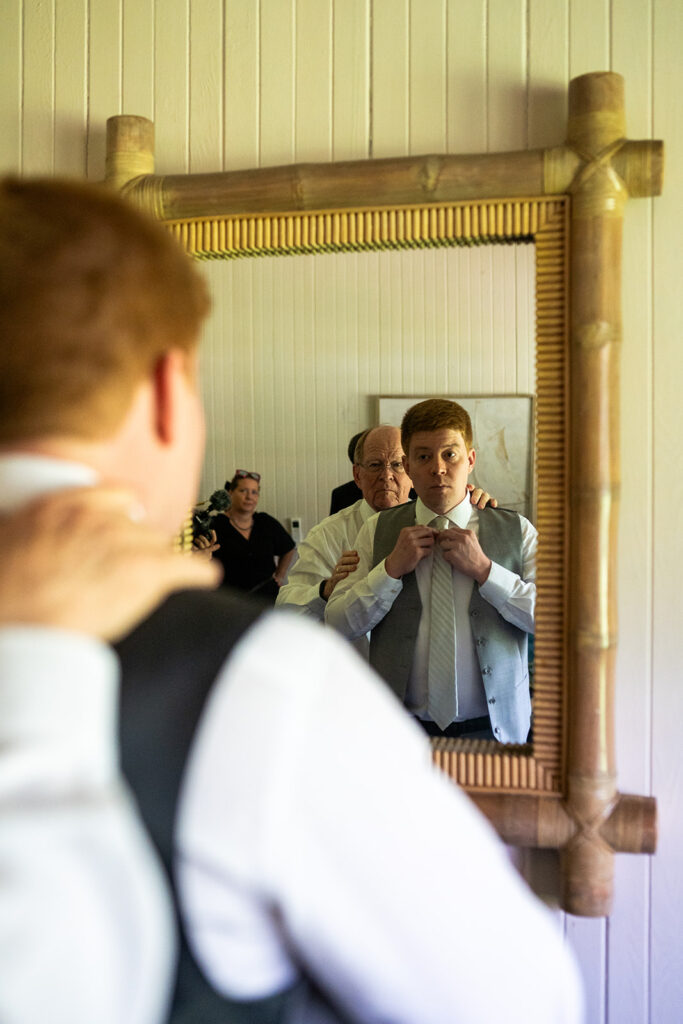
[235,469,261,482]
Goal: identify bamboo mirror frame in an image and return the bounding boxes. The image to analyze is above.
[107,71,661,917]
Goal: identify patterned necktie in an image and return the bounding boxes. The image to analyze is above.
[427,516,457,729]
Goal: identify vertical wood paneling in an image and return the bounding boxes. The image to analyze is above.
[569,0,610,75]
[297,257,322,513]
[371,0,409,157]
[325,252,349,512]
[224,0,259,170]
[468,248,485,389]
[445,0,486,154]
[357,252,381,438]
[515,245,535,397]
[188,0,223,172]
[282,257,299,523]
[528,0,569,149]
[312,255,336,514]
[154,0,190,174]
[23,0,55,174]
[122,0,154,119]
[332,0,370,160]
[424,249,447,394]
[295,0,332,162]
[259,0,295,165]
[0,0,23,172]
[453,248,472,392]
[409,0,447,153]
[565,916,607,1024]
[493,246,513,391]
[608,5,654,1023]
[54,0,88,176]
[487,0,527,152]
[651,1,683,1020]
[87,0,121,178]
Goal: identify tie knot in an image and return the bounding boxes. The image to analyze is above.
[431,515,450,531]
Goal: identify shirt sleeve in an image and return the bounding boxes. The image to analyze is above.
[176,614,583,1024]
[275,521,335,619]
[478,514,537,633]
[324,516,403,639]
[0,628,174,1024]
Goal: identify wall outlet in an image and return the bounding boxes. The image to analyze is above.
[289,516,303,543]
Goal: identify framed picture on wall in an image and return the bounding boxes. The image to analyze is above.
[377,395,535,521]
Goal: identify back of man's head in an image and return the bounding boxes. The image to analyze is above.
[401,398,473,453]
[347,430,365,464]
[0,177,209,445]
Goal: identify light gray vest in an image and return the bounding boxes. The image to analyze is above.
[369,502,531,744]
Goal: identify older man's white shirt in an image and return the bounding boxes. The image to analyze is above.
[275,497,376,656]
[276,498,375,617]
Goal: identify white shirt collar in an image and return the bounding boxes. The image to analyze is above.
[360,498,376,522]
[0,453,97,512]
[414,493,473,529]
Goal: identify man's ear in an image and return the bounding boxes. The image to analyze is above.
[467,447,476,473]
[152,350,186,445]
[352,463,362,487]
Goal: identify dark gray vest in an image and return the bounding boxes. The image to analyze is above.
[369,502,531,744]
[117,588,349,1024]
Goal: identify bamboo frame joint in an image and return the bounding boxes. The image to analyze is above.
[573,322,621,350]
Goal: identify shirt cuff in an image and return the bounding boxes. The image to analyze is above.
[478,560,518,609]
[376,559,404,596]
[0,627,119,791]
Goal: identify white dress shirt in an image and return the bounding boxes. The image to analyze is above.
[276,498,374,619]
[326,495,536,721]
[0,627,174,1024]
[0,454,580,1024]
[275,497,374,656]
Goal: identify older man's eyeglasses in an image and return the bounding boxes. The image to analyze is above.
[358,460,405,476]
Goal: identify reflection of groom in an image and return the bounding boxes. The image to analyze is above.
[326,399,536,743]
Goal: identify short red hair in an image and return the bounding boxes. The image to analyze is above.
[401,398,473,452]
[0,176,210,443]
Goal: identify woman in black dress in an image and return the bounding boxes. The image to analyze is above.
[212,470,296,604]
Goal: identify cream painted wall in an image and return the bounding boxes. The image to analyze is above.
[2,1,682,1021]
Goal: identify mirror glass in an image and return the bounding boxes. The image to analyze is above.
[196,241,537,746]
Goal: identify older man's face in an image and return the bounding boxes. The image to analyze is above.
[353,427,412,511]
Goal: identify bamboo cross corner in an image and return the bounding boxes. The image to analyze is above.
[105,71,663,917]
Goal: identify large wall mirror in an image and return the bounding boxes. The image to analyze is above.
[107,71,662,917]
